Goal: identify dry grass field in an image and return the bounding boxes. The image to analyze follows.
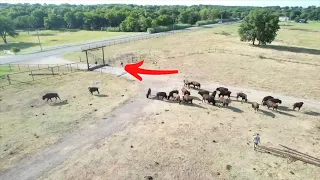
[39,80,320,180]
[0,72,139,171]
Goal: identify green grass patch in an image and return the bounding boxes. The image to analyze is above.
[0,30,135,55]
[0,66,12,76]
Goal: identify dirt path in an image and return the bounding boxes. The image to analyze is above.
[1,71,319,180]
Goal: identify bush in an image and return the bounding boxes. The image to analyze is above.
[10,47,20,53]
[195,20,219,26]
[106,27,120,32]
[147,24,191,33]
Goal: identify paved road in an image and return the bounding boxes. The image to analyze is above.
[0,21,239,65]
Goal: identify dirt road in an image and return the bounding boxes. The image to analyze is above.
[0,71,319,180]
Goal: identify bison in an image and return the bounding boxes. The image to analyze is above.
[293,102,304,111]
[88,87,99,95]
[266,100,278,110]
[179,95,193,104]
[262,96,274,104]
[172,93,181,102]
[183,79,190,87]
[252,102,259,112]
[211,91,217,98]
[146,88,151,98]
[181,87,191,96]
[167,90,179,100]
[189,81,201,89]
[156,92,167,100]
[216,87,228,92]
[218,90,232,99]
[208,96,216,106]
[198,90,210,97]
[268,98,282,104]
[42,93,61,101]
[219,96,231,107]
[236,92,248,103]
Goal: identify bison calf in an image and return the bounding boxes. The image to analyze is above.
[180,95,193,104]
[146,88,151,98]
[219,96,231,107]
[252,102,259,112]
[88,87,99,95]
[293,102,304,111]
[181,87,191,96]
[236,92,248,103]
[156,92,167,100]
[167,90,179,100]
[42,93,61,101]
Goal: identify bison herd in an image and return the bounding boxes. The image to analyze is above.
[146,79,305,112]
[42,87,100,102]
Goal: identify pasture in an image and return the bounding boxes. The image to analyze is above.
[0,72,139,171]
[0,30,133,55]
[1,21,320,180]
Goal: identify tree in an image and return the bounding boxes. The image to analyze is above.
[238,9,280,45]
[14,15,36,30]
[44,13,66,29]
[31,9,47,28]
[0,16,18,43]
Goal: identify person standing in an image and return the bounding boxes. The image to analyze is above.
[253,133,261,151]
[120,62,123,67]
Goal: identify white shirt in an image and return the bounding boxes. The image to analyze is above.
[253,136,260,144]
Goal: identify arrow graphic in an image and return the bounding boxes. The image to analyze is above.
[124,60,178,81]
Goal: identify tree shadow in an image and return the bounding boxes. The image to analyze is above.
[32,33,55,36]
[56,29,80,32]
[0,42,40,51]
[51,100,68,106]
[259,45,320,55]
[259,109,276,118]
[94,94,109,97]
[303,111,320,117]
[278,106,294,112]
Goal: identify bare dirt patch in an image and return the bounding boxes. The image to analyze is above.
[0,72,139,171]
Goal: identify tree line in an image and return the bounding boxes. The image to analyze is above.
[0,3,319,43]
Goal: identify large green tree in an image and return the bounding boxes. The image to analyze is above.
[0,16,18,43]
[238,9,280,45]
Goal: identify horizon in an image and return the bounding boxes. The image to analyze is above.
[2,0,320,7]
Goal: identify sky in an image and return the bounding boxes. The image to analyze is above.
[1,0,319,7]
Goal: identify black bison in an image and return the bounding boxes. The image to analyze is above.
[179,95,193,104]
[219,96,231,107]
[266,100,278,110]
[216,87,228,92]
[88,87,99,95]
[181,87,191,95]
[208,96,216,106]
[262,96,274,104]
[156,92,167,100]
[201,94,210,103]
[211,91,217,98]
[293,102,304,111]
[42,93,61,101]
[167,90,179,100]
[268,98,282,104]
[189,81,201,89]
[198,90,210,97]
[236,92,248,102]
[252,102,259,112]
[146,88,151,98]
[218,90,232,99]
[183,79,190,87]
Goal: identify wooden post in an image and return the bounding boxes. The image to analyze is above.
[38,64,40,70]
[31,71,34,81]
[70,64,72,72]
[7,75,11,85]
[18,64,20,71]
[51,67,54,76]
[28,64,30,71]
[85,50,90,71]
[102,46,105,65]
[57,65,59,72]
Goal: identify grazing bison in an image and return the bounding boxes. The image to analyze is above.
[167,90,179,100]
[88,87,99,95]
[262,96,274,104]
[146,88,151,98]
[219,96,231,107]
[156,92,167,100]
[268,98,282,104]
[189,81,201,89]
[216,87,228,92]
[201,94,210,103]
[198,90,210,97]
[172,93,181,102]
[208,96,216,106]
[252,102,259,112]
[211,91,217,98]
[42,93,61,101]
[218,90,232,99]
[181,87,191,95]
[293,102,304,111]
[179,95,193,104]
[266,100,278,110]
[236,92,248,102]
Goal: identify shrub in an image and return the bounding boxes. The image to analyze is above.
[147,28,155,34]
[195,20,219,26]
[147,24,191,33]
[10,47,21,53]
[106,27,120,32]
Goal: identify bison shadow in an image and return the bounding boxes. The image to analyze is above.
[190,96,202,101]
[303,111,320,117]
[51,100,68,106]
[278,106,294,112]
[227,106,244,113]
[94,94,109,97]
[181,102,208,109]
[273,110,296,117]
[259,109,276,118]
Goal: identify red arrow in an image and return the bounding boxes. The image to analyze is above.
[124,60,178,81]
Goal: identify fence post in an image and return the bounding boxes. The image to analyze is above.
[18,64,20,71]
[77,63,79,70]
[51,67,54,76]
[28,64,30,71]
[6,75,11,85]
[57,65,60,72]
[38,64,40,70]
[70,64,72,72]
[31,71,34,81]
[9,64,12,71]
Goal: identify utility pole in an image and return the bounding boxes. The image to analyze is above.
[36,30,43,51]
[172,18,175,34]
[221,14,223,23]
